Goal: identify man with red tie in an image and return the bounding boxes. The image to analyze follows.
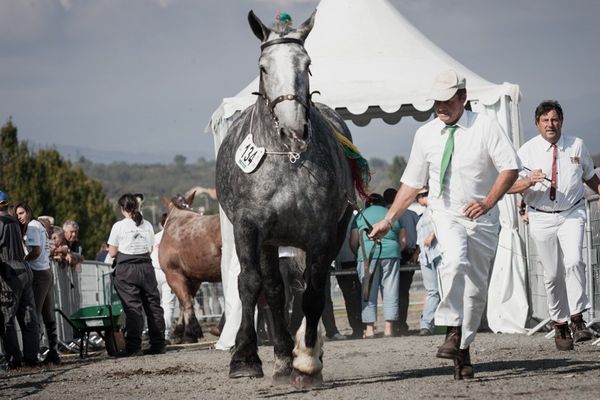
[369,70,519,380]
[509,100,600,351]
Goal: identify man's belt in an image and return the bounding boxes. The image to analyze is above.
[528,198,582,214]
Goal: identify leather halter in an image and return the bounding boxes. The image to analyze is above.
[260,37,304,51]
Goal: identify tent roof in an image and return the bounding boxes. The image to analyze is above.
[211,0,517,130]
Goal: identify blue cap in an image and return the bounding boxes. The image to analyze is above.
[0,191,8,205]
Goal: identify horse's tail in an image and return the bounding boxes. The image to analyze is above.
[333,131,371,200]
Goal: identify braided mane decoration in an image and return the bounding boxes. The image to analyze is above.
[333,130,371,200]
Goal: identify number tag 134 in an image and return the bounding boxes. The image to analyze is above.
[235,134,266,173]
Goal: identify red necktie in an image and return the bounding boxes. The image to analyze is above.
[549,143,557,201]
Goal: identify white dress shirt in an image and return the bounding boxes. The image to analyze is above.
[518,134,595,212]
[401,110,520,218]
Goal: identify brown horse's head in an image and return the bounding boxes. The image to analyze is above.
[169,191,196,211]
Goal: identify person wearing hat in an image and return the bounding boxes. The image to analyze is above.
[350,193,406,338]
[508,100,600,351]
[0,192,41,368]
[369,70,519,380]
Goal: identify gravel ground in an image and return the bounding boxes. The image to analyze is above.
[2,330,599,400]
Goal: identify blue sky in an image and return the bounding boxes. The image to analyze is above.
[1,0,599,163]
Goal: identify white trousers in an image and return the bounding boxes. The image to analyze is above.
[154,267,177,339]
[432,210,499,349]
[528,205,590,323]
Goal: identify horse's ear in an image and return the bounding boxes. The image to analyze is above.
[248,10,270,41]
[185,191,196,206]
[296,9,316,42]
[162,196,171,209]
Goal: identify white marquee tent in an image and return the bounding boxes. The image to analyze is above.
[210,0,529,350]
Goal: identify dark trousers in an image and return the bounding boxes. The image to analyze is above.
[396,269,415,334]
[2,265,40,363]
[32,268,58,350]
[336,261,363,337]
[113,262,165,351]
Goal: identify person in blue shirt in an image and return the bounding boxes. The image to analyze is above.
[350,193,406,338]
[414,187,442,336]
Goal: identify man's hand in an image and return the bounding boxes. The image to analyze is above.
[463,199,493,220]
[527,169,546,186]
[368,220,391,242]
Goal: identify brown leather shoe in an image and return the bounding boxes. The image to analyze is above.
[570,314,593,343]
[453,347,474,380]
[436,326,461,359]
[554,322,574,351]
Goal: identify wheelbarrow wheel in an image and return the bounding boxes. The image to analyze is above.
[105,328,125,356]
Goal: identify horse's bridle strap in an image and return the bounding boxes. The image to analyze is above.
[260,37,305,51]
[269,94,310,111]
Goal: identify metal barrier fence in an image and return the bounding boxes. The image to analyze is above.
[526,196,600,326]
[51,261,225,344]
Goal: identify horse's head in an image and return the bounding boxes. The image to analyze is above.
[169,191,196,211]
[249,10,316,154]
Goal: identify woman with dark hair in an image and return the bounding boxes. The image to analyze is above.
[107,193,165,356]
[14,201,60,365]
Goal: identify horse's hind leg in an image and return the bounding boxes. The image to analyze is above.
[291,254,328,388]
[260,245,295,383]
[183,280,202,343]
[164,268,197,343]
[229,223,263,379]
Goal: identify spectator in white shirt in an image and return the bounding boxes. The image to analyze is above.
[15,201,60,365]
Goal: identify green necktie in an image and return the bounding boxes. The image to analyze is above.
[439,125,457,196]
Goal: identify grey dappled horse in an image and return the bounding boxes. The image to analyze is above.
[215,10,357,387]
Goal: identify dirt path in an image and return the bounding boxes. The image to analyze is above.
[2,331,599,400]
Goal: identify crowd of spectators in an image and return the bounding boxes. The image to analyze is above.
[0,191,85,370]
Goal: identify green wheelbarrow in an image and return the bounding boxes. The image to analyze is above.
[56,303,125,358]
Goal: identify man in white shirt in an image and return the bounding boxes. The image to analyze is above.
[509,100,600,351]
[369,70,519,380]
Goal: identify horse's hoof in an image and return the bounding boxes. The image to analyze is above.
[272,365,293,385]
[229,361,264,379]
[171,337,184,345]
[182,335,198,344]
[290,368,323,389]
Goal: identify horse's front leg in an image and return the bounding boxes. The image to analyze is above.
[291,254,327,388]
[229,223,263,378]
[260,245,295,383]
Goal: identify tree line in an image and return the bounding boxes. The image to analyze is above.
[1,119,115,259]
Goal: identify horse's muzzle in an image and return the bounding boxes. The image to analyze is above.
[281,126,309,153]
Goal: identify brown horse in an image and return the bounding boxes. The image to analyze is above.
[159,189,221,343]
